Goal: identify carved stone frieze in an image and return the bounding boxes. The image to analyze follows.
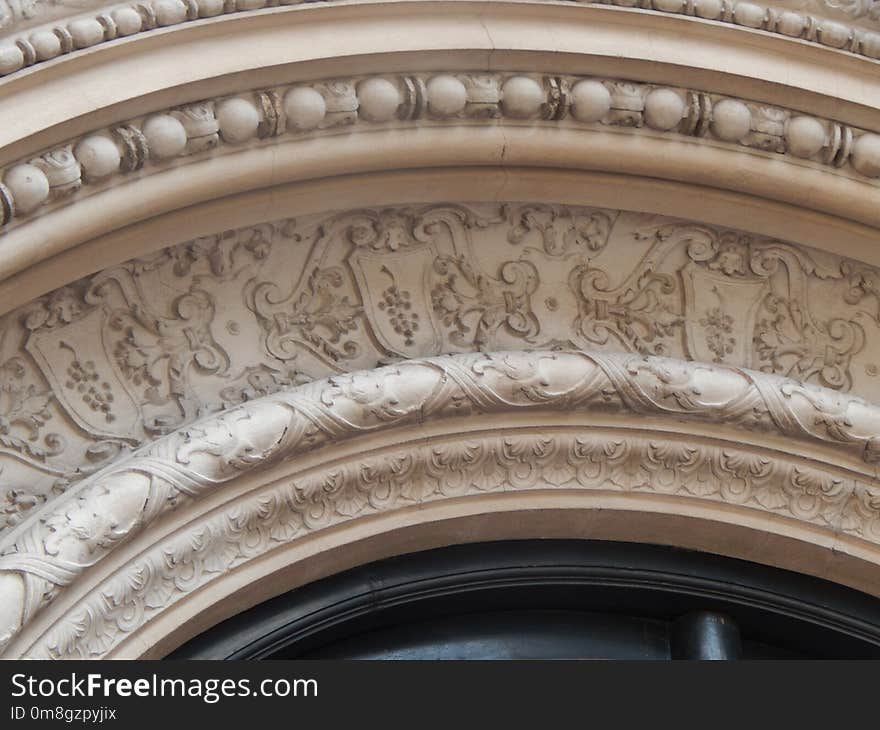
[4,72,880,234]
[2,348,880,657]
[2,203,880,532]
[30,429,878,659]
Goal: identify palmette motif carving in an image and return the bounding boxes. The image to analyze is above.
[505,204,615,256]
[2,348,880,657]
[2,203,880,532]
[249,267,363,364]
[569,264,681,355]
[0,356,61,462]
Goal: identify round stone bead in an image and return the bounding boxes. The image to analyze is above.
[653,0,685,11]
[785,116,826,159]
[861,32,880,59]
[283,86,326,131]
[75,135,121,179]
[113,7,143,35]
[694,0,723,19]
[710,99,751,142]
[851,133,880,177]
[426,75,467,117]
[0,45,24,75]
[776,11,805,37]
[644,89,685,131]
[357,78,402,122]
[733,3,766,28]
[153,0,187,26]
[570,80,611,123]
[197,0,224,15]
[4,164,50,215]
[818,21,851,48]
[142,114,188,159]
[216,98,260,143]
[30,31,62,61]
[501,76,545,119]
[68,18,104,49]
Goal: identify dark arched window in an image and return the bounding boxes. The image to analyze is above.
[171,541,880,660]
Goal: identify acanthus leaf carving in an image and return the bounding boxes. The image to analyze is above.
[0,356,61,462]
[431,256,541,350]
[249,266,363,364]
[504,204,616,257]
[569,264,682,356]
[3,348,880,658]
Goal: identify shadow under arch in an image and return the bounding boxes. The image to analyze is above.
[169,538,880,659]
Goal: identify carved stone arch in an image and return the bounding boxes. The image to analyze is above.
[1,349,880,658]
[4,198,880,521]
[2,3,880,310]
[4,0,880,660]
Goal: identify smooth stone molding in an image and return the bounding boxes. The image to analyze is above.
[5,0,880,82]
[2,348,880,658]
[1,69,878,236]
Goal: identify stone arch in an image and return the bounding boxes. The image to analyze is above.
[3,0,880,659]
[1,350,880,657]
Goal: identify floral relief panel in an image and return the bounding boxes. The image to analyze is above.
[1,201,879,529]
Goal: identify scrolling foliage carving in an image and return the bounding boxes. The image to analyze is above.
[2,348,880,658]
[1,203,879,533]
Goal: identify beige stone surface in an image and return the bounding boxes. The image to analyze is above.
[1,0,880,660]
[2,201,879,533]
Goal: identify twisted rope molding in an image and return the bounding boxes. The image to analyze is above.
[2,0,880,81]
[3,70,880,233]
[1,348,880,656]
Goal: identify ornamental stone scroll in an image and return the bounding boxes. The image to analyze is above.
[2,348,880,657]
[4,202,880,535]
